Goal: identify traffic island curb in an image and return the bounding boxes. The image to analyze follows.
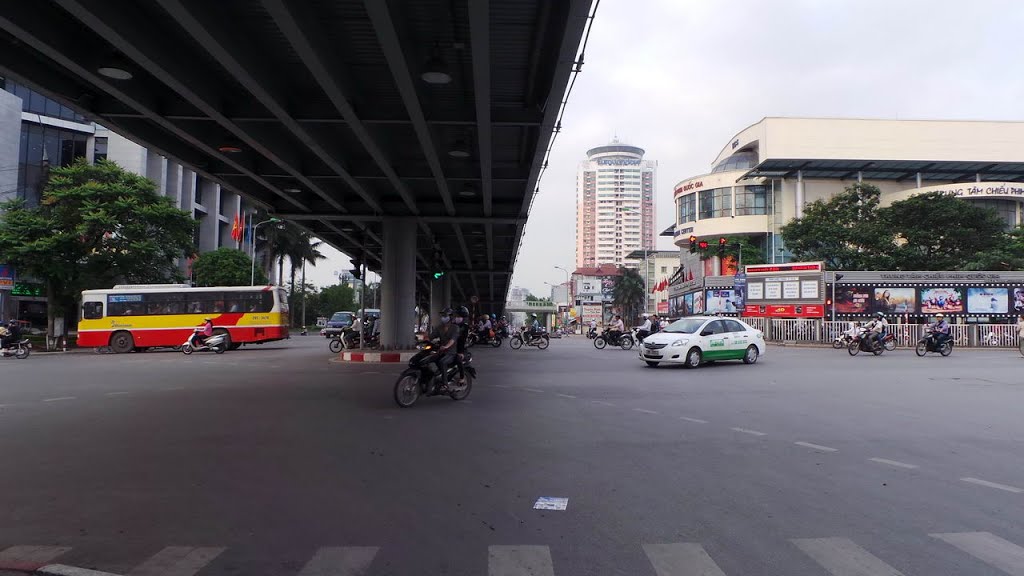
[334,351,418,363]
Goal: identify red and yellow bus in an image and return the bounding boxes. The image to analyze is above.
[78,284,289,352]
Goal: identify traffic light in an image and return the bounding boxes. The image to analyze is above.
[826,298,833,307]
[698,240,709,250]
[718,237,728,255]
[688,235,698,253]
[350,258,362,280]
[432,271,445,280]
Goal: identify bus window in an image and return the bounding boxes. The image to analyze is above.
[277,289,289,312]
[107,294,143,316]
[82,302,103,320]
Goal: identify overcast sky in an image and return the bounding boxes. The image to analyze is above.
[309,0,1024,295]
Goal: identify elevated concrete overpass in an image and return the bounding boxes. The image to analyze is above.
[0,0,594,347]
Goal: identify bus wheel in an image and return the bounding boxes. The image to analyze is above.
[213,329,232,351]
[110,331,135,354]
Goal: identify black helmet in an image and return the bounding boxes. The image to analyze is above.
[441,307,453,316]
[456,305,470,317]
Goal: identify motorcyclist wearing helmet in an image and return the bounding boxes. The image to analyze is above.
[478,313,493,342]
[929,312,951,347]
[865,311,888,349]
[636,313,652,343]
[0,320,21,349]
[454,306,471,354]
[428,307,460,392]
[527,313,542,343]
[196,317,214,347]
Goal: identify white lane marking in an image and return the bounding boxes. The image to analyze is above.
[590,400,614,406]
[523,387,544,393]
[556,393,577,399]
[930,532,1024,576]
[731,427,767,436]
[128,546,225,576]
[533,497,568,510]
[679,417,708,424]
[0,545,71,566]
[42,397,75,403]
[488,545,554,576]
[296,546,378,576]
[105,392,131,396]
[792,537,906,576]
[869,458,918,469]
[633,408,659,415]
[162,387,185,391]
[795,441,838,452]
[642,542,727,576]
[35,564,121,576]
[961,477,1024,494]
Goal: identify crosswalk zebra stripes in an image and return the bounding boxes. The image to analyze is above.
[3,531,1024,575]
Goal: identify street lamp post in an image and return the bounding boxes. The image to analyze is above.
[250,217,282,285]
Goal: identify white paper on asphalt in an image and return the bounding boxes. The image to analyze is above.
[533,497,568,510]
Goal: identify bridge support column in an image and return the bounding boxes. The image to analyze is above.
[380,218,416,350]
[429,274,451,327]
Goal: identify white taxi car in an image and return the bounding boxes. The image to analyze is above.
[638,316,765,368]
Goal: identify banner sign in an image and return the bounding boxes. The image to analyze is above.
[0,264,14,290]
[657,301,669,314]
[744,304,825,318]
[743,261,824,316]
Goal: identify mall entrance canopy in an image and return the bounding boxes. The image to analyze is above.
[0,0,594,347]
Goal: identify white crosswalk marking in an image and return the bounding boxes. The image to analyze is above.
[931,532,1024,576]
[0,545,70,567]
[127,546,225,576]
[792,537,905,576]
[642,543,727,576]
[488,545,555,576]
[296,547,379,576]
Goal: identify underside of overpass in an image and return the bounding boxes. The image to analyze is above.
[0,0,593,345]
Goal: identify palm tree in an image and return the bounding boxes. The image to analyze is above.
[613,267,646,325]
[254,210,300,285]
[287,232,326,325]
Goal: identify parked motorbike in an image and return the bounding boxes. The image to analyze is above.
[832,332,854,349]
[393,340,475,407]
[594,330,635,350]
[0,339,30,359]
[181,330,227,354]
[847,328,894,356]
[916,329,953,357]
[510,327,550,350]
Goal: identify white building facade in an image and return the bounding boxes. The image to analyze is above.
[576,140,656,268]
[673,117,1024,262]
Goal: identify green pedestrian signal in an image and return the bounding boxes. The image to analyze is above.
[433,271,445,279]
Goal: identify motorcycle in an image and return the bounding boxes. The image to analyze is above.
[328,335,344,353]
[467,329,503,348]
[393,340,475,407]
[832,332,855,349]
[847,328,894,356]
[594,330,634,350]
[0,339,30,359]
[586,326,598,339]
[510,327,550,350]
[340,326,379,350]
[181,329,227,354]
[916,329,953,357]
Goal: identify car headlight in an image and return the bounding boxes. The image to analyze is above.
[670,338,688,347]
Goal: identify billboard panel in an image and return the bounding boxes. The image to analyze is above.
[835,286,872,314]
[873,288,915,314]
[919,287,964,313]
[705,289,741,314]
[691,291,705,314]
[967,287,1008,314]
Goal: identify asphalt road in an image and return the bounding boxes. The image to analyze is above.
[1,335,1024,575]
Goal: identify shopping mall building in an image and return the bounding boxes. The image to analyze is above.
[673,117,1024,261]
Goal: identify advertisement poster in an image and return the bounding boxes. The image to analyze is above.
[657,301,669,314]
[1014,287,1024,314]
[800,280,819,299]
[835,287,872,314]
[968,287,1008,314]
[920,287,964,313]
[600,277,616,301]
[747,282,764,300]
[733,272,747,307]
[705,289,740,314]
[782,281,800,299]
[873,288,916,314]
[683,292,694,316]
[691,291,705,314]
[580,302,603,324]
[669,294,684,318]
[764,282,781,299]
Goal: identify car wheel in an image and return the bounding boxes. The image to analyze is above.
[684,347,702,368]
[742,345,759,364]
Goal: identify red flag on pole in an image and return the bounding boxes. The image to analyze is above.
[232,213,241,242]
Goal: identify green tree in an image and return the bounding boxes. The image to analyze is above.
[287,231,326,308]
[0,159,195,338]
[613,267,646,324]
[877,191,1008,270]
[706,236,767,268]
[192,247,267,286]
[781,183,886,269]
[965,227,1024,270]
[318,283,358,316]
